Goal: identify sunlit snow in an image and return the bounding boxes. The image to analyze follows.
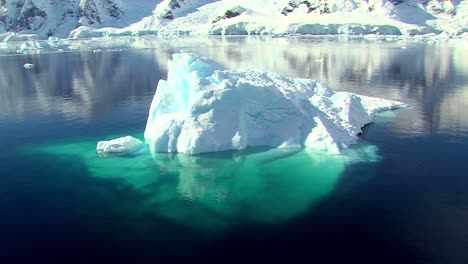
[145,53,406,154]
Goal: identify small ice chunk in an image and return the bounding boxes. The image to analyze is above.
[96,136,144,155]
[24,63,35,69]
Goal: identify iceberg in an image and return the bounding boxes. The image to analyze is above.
[145,53,406,155]
[23,63,35,69]
[96,136,144,156]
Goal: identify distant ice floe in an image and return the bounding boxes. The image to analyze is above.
[144,53,407,155]
[96,136,145,156]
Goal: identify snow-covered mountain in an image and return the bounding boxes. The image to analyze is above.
[0,0,80,37]
[0,0,466,38]
[0,0,156,37]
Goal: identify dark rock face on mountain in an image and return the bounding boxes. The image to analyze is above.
[160,0,182,20]
[1,1,81,36]
[212,8,241,23]
[158,0,217,21]
[15,1,47,30]
[79,0,124,26]
[0,0,124,36]
[281,0,332,16]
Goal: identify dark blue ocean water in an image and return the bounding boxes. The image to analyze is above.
[1,36,468,263]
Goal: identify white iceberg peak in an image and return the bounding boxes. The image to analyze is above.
[145,53,406,155]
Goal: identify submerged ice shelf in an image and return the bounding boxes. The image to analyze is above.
[24,135,382,229]
[144,53,406,155]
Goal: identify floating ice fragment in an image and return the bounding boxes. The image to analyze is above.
[145,53,407,155]
[96,136,144,156]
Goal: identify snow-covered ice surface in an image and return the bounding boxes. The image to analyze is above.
[96,136,144,156]
[145,53,406,155]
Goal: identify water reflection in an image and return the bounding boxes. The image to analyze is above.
[0,50,163,121]
[1,36,467,138]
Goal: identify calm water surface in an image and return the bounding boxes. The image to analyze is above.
[1,36,468,263]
